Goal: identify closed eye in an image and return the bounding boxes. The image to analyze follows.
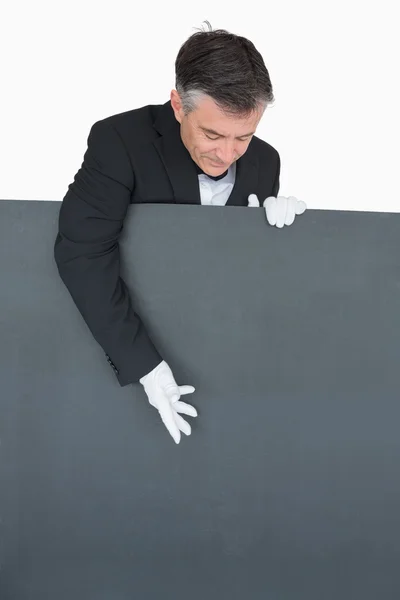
[206,134,251,142]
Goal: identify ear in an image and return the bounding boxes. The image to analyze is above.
[170,89,184,124]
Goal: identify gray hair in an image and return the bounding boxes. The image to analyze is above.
[175,21,274,117]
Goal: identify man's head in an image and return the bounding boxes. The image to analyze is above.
[170,21,275,176]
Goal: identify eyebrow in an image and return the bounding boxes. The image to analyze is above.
[200,126,255,139]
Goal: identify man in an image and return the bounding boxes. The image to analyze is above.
[54,23,306,444]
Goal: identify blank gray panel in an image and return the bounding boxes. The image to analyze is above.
[1,200,400,599]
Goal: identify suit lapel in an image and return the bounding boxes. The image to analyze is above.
[225,151,259,207]
[153,125,202,205]
[152,101,259,207]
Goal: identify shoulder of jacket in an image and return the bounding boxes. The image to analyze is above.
[251,134,280,161]
[88,103,162,147]
[92,103,161,130]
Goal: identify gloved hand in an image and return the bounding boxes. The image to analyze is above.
[248,194,307,228]
[139,360,197,444]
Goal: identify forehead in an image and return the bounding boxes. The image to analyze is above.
[192,95,262,136]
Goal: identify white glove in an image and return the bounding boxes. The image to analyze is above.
[139,360,197,444]
[248,194,307,228]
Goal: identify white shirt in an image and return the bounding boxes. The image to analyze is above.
[198,162,236,206]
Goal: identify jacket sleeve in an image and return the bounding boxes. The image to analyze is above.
[54,119,163,386]
[271,152,281,198]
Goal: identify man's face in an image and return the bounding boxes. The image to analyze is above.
[170,90,264,176]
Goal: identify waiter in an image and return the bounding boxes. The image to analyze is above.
[54,22,306,444]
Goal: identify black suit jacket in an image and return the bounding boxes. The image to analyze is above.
[54,100,281,386]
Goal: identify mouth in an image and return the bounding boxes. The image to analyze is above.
[208,159,226,167]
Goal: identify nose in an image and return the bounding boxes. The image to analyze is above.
[217,140,236,165]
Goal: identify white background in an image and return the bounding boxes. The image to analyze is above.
[1,0,399,212]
